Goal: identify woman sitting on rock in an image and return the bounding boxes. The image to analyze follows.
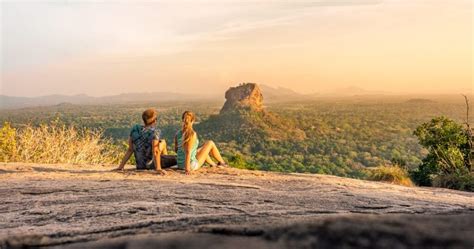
[174,111,227,174]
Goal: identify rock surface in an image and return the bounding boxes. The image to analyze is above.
[220,83,264,113]
[0,163,473,248]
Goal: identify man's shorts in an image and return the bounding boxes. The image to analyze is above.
[138,155,177,170]
[160,155,177,169]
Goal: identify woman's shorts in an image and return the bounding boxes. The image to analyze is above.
[177,160,200,171]
[190,161,200,170]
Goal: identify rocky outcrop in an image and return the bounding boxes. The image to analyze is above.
[220,83,264,114]
[0,163,473,248]
[198,83,306,142]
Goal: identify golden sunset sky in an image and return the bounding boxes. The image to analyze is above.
[1,0,472,97]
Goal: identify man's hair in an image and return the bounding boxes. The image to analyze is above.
[142,109,158,126]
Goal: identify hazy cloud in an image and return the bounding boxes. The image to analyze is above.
[1,0,471,96]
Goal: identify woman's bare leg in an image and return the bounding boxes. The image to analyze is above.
[197,147,217,166]
[205,155,216,166]
[205,140,225,163]
[196,140,224,166]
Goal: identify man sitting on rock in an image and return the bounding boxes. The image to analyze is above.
[114,108,176,174]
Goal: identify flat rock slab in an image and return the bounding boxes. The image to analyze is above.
[0,163,473,248]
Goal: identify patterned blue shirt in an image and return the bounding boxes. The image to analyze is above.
[130,124,161,169]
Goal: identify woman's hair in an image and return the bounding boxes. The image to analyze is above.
[142,108,158,126]
[181,111,196,147]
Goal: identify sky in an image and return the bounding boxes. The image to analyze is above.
[0,0,472,97]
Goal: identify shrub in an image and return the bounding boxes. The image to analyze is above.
[432,173,474,192]
[0,122,123,165]
[0,122,17,162]
[227,153,257,170]
[412,116,472,189]
[413,117,470,186]
[410,154,439,186]
[367,165,413,187]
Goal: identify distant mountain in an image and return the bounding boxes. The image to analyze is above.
[328,86,390,96]
[0,85,315,109]
[335,86,368,95]
[99,92,206,103]
[258,85,393,99]
[0,92,218,109]
[259,84,307,102]
[0,95,94,109]
[405,98,436,104]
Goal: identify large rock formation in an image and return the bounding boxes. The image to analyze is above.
[220,83,264,114]
[197,83,306,142]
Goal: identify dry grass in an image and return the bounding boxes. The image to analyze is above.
[0,122,123,165]
[367,165,414,187]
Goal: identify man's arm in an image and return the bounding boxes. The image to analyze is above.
[115,137,133,171]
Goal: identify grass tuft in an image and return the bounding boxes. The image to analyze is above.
[367,165,414,187]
